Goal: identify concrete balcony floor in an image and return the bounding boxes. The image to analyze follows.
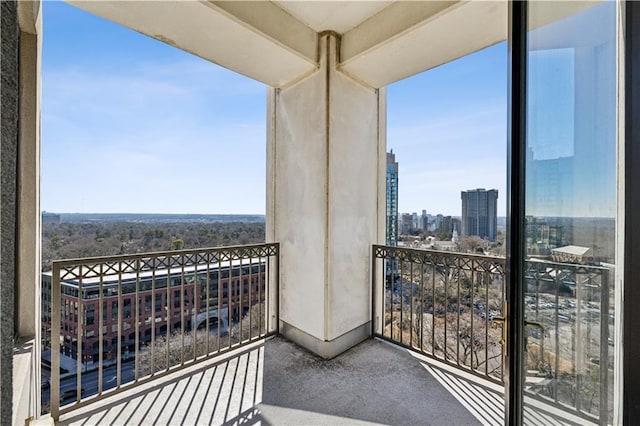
[56,336,585,425]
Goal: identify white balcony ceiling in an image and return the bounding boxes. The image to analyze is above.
[273,1,394,33]
[67,0,508,88]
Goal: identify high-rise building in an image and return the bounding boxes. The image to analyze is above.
[386,150,399,246]
[401,213,413,234]
[434,214,443,231]
[419,210,428,231]
[461,188,498,241]
[437,215,453,235]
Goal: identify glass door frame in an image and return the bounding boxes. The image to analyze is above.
[505,1,527,424]
[623,2,640,424]
[506,1,634,424]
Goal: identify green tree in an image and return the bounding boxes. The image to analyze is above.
[172,238,184,250]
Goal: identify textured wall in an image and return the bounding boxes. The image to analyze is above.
[327,45,379,340]
[274,46,327,340]
[272,33,382,346]
[1,0,19,423]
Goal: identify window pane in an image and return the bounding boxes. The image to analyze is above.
[524,2,617,423]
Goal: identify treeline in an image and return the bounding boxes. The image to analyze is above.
[42,221,265,271]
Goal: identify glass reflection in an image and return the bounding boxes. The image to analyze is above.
[524,1,616,424]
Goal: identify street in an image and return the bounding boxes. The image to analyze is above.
[43,361,136,407]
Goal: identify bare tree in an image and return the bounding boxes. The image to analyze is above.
[137,302,266,377]
[456,236,489,254]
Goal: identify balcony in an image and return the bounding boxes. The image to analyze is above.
[54,335,600,426]
[56,337,492,425]
[5,1,636,423]
[42,244,610,425]
[373,245,612,425]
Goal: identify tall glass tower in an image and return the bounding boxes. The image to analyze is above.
[386,151,399,246]
[460,188,498,241]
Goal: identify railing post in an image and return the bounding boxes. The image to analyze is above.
[599,269,610,425]
[134,258,140,380]
[371,245,377,337]
[76,269,83,403]
[275,242,280,335]
[51,262,61,420]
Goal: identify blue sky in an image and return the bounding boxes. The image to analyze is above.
[387,43,507,216]
[42,2,266,215]
[42,2,508,216]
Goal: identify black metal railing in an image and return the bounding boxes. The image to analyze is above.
[47,243,279,420]
[372,245,613,424]
[523,259,611,425]
[372,245,506,383]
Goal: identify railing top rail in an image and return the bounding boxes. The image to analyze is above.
[51,242,279,269]
[373,244,506,264]
[374,244,611,274]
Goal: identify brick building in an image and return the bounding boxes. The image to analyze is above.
[42,260,266,363]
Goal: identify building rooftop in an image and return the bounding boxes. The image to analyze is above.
[551,245,591,257]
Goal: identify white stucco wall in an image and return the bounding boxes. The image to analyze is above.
[327,41,379,339]
[274,57,327,340]
[271,34,383,346]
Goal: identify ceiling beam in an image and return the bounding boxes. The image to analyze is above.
[66,1,600,90]
[67,0,317,88]
[341,1,507,88]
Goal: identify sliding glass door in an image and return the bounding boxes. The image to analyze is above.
[509,1,619,424]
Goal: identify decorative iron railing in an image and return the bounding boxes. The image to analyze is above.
[523,259,611,425]
[372,245,613,424]
[47,243,279,420]
[372,245,506,383]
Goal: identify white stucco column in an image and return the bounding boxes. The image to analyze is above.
[266,32,386,358]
